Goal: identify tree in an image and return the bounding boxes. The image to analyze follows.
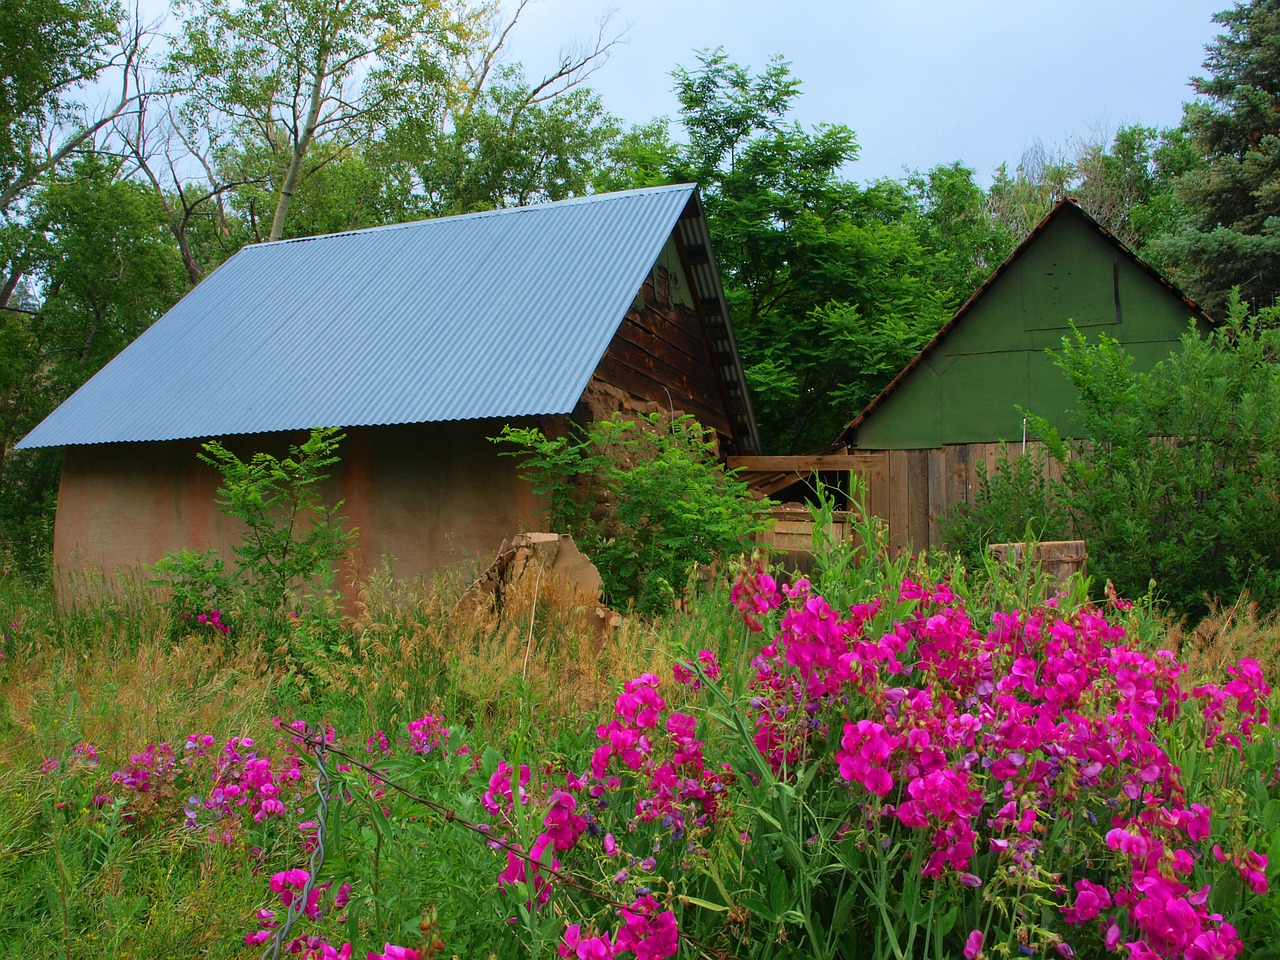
[903,161,1018,301]
[1,0,153,314]
[0,154,185,573]
[1072,126,1174,250]
[373,71,625,216]
[0,0,149,216]
[986,139,1077,241]
[113,90,264,283]
[167,0,622,240]
[667,50,951,453]
[167,0,486,242]
[1158,0,1280,313]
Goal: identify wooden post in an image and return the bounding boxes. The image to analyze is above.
[889,449,909,555]
[927,447,946,549]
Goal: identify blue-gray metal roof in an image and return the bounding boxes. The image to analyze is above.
[20,183,746,449]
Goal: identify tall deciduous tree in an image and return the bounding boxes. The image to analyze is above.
[167,0,486,241]
[904,161,1018,301]
[0,0,148,216]
[374,72,624,216]
[1,0,151,313]
[0,154,185,572]
[667,50,951,453]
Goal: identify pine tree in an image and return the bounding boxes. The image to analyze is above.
[1162,0,1280,313]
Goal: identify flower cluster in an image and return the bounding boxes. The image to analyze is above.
[180,734,306,835]
[591,673,731,842]
[245,869,353,955]
[195,608,230,635]
[730,567,1273,959]
[559,894,679,960]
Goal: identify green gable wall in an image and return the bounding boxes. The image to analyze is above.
[853,207,1209,449]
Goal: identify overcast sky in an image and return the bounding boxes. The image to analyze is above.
[501,0,1230,184]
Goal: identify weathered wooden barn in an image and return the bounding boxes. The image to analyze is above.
[18,184,760,589]
[735,198,1211,554]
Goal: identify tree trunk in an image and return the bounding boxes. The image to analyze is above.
[268,50,329,242]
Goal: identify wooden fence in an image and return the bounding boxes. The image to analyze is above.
[729,441,1069,556]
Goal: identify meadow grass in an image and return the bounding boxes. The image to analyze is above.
[0,561,690,958]
[0,556,1276,959]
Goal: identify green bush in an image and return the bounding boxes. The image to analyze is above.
[150,427,355,642]
[940,447,1073,568]
[953,291,1280,617]
[495,412,770,614]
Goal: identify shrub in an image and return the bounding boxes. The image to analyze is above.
[1032,293,1280,616]
[949,292,1280,618]
[495,412,770,614]
[941,446,1073,567]
[150,427,355,641]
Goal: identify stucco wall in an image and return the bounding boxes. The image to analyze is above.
[53,420,545,597]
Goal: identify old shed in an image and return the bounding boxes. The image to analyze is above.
[844,197,1212,450]
[734,198,1210,555]
[18,184,759,589]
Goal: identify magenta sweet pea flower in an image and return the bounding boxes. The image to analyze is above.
[367,944,418,960]
[963,929,984,959]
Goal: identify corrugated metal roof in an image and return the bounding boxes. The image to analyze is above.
[19,183,722,449]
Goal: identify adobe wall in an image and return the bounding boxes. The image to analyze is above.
[52,420,545,600]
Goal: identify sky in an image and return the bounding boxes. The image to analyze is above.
[498,0,1230,184]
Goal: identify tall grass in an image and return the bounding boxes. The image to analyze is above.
[0,557,693,958]
[0,549,1276,959]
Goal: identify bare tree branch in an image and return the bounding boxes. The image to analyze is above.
[0,15,155,214]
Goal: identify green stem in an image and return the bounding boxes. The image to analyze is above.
[373,821,384,936]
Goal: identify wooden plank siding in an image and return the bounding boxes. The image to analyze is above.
[738,439,1067,557]
[594,266,734,441]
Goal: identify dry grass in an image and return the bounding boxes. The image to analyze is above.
[0,576,280,769]
[0,627,278,769]
[1162,593,1280,682]
[314,562,669,735]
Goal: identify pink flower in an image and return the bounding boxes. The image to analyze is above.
[560,924,617,959]
[615,895,678,960]
[963,929,984,959]
[696,649,721,680]
[367,944,418,960]
[1105,922,1121,950]
[483,761,530,815]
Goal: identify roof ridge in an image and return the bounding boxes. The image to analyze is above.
[252,183,697,249]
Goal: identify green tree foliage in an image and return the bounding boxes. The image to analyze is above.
[165,0,624,240]
[952,295,1280,617]
[0,0,141,215]
[0,155,185,575]
[666,50,953,453]
[903,161,1019,301]
[496,413,769,615]
[1158,0,1280,313]
[1073,125,1201,255]
[375,77,624,216]
[167,0,487,242]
